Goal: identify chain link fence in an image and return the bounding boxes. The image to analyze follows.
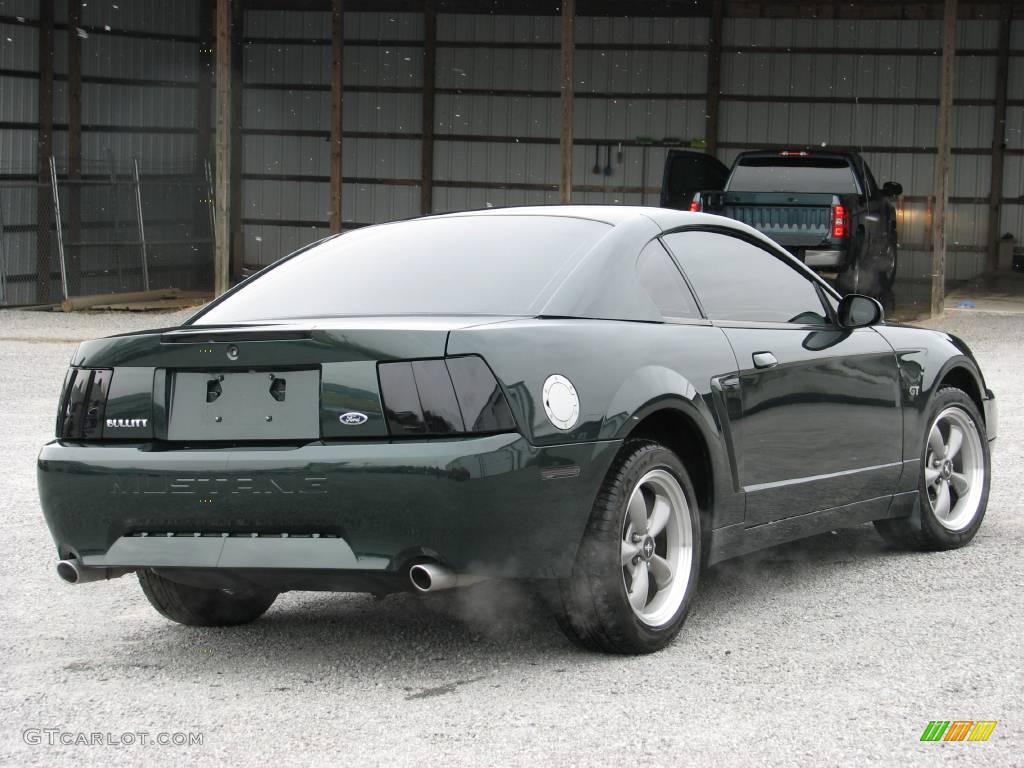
[0,156,214,306]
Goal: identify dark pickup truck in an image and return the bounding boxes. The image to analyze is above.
[661,149,902,299]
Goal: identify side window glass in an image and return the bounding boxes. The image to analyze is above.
[662,231,829,325]
[636,240,701,320]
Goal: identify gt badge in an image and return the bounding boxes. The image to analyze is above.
[542,374,580,431]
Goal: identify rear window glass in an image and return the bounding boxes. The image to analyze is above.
[193,215,610,323]
[726,156,860,194]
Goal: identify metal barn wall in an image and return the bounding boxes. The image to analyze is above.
[0,3,44,305]
[1006,18,1024,261]
[240,9,1021,283]
[242,10,423,267]
[0,0,204,304]
[717,17,1019,281]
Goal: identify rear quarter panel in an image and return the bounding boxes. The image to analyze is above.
[446,319,746,527]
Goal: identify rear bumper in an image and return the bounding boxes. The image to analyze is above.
[38,434,621,582]
[802,248,845,269]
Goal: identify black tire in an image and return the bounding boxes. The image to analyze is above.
[836,235,895,302]
[835,261,861,296]
[138,569,278,627]
[880,240,898,289]
[874,387,990,551]
[551,440,701,654]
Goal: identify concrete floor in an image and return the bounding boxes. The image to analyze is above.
[0,307,1021,767]
[891,270,1024,322]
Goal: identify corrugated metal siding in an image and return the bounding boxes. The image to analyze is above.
[241,10,423,266]
[719,17,1015,281]
[4,8,1006,284]
[1002,19,1024,257]
[0,0,204,304]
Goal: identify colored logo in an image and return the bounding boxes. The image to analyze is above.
[920,721,997,742]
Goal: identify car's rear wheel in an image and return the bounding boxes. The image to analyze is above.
[874,387,990,550]
[138,569,278,626]
[551,440,701,654]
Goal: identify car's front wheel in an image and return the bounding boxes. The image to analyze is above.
[875,387,990,550]
[138,569,278,627]
[552,440,701,654]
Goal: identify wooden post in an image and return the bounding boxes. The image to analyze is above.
[930,0,956,318]
[37,0,55,303]
[986,7,1010,273]
[230,0,244,282]
[559,0,575,204]
[705,0,723,157]
[67,0,82,293]
[420,0,436,216]
[329,0,345,231]
[214,0,232,296]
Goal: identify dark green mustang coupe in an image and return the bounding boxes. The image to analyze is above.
[38,206,996,654]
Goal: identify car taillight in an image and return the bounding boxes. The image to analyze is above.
[689,197,701,212]
[377,355,517,437]
[57,368,111,440]
[831,204,848,239]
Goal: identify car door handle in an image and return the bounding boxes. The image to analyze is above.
[752,352,778,369]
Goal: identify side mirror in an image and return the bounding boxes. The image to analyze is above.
[837,294,884,329]
[882,181,903,197]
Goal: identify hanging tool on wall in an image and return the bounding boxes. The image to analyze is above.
[603,145,613,177]
[592,145,601,175]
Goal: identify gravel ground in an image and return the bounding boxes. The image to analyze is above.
[1,307,1021,767]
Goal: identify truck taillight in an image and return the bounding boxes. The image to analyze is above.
[831,205,848,239]
[689,196,701,212]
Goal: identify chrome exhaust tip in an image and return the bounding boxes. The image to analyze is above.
[409,563,485,593]
[57,559,130,584]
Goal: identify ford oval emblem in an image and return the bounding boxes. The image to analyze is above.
[339,412,368,426]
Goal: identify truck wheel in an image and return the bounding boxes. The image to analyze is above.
[551,440,701,654]
[881,241,898,289]
[835,262,861,296]
[874,387,990,551]
[138,569,278,626]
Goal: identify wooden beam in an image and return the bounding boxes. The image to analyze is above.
[986,6,1011,272]
[230,0,244,282]
[705,0,723,156]
[559,0,575,204]
[329,0,345,231]
[930,0,956,318]
[67,0,82,291]
[214,0,232,296]
[37,0,55,304]
[420,0,436,216]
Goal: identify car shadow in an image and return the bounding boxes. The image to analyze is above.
[102,523,915,686]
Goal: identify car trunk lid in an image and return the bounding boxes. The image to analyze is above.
[69,316,514,442]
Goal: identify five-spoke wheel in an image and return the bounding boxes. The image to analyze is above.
[553,441,701,654]
[874,386,990,550]
[924,406,985,531]
[620,469,694,627]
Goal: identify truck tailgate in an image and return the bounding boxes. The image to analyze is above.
[712,192,836,248]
